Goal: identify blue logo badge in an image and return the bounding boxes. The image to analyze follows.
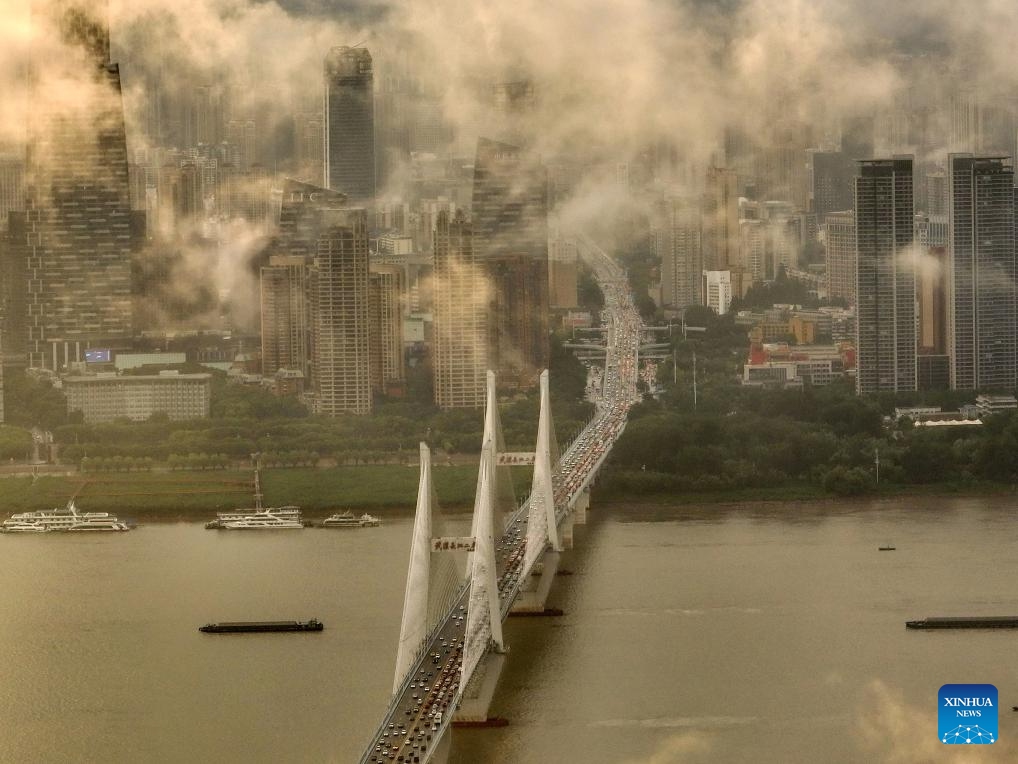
[939,684,997,744]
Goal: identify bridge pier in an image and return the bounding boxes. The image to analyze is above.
[453,651,507,723]
[573,490,589,525]
[511,550,560,613]
[560,515,574,549]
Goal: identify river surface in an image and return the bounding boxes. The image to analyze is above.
[3,497,1018,763]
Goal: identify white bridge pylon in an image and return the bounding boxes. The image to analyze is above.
[392,442,465,694]
[391,369,564,719]
[459,372,509,698]
[524,369,561,574]
[458,374,513,721]
[459,440,505,697]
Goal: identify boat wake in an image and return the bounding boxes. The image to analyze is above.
[597,606,763,617]
[592,716,758,729]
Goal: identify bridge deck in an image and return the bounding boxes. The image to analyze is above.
[359,241,643,764]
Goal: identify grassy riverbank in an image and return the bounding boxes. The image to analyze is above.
[0,465,532,520]
[4,463,1011,522]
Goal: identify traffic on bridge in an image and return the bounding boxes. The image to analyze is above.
[360,240,643,764]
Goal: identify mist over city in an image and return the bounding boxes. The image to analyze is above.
[3,1,1018,762]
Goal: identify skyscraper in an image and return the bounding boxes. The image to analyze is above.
[260,254,309,378]
[310,207,371,416]
[548,226,579,310]
[432,210,487,409]
[259,179,351,396]
[947,154,1016,391]
[368,264,406,395]
[652,196,702,309]
[807,149,854,218]
[23,0,135,369]
[0,154,24,232]
[823,211,856,305]
[471,138,548,389]
[854,157,916,394]
[702,166,740,271]
[295,110,325,184]
[325,47,375,204]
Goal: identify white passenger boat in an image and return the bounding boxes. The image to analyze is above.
[321,511,381,528]
[0,521,48,533]
[1,501,131,533]
[220,511,304,530]
[205,469,304,530]
[206,506,302,529]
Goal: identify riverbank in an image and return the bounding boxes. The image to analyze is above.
[595,479,1018,507]
[0,466,499,521]
[3,463,1013,522]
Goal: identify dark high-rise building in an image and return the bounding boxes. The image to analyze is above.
[841,115,875,160]
[471,138,548,389]
[854,157,916,394]
[807,150,854,218]
[491,80,535,146]
[947,154,1016,391]
[367,264,405,396]
[0,154,24,232]
[276,179,348,258]
[310,207,371,416]
[22,0,135,369]
[325,47,375,204]
[1,213,28,361]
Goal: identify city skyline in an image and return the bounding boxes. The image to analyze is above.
[5,0,1018,408]
[5,4,1018,761]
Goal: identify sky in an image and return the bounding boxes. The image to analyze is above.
[6,0,1018,328]
[5,0,1017,169]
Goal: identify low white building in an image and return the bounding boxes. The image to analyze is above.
[976,395,1018,418]
[703,270,733,315]
[64,372,212,423]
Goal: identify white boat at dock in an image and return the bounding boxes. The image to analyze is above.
[321,511,381,528]
[1,501,131,533]
[205,468,304,530]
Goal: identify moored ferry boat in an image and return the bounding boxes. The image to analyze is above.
[1,501,131,533]
[321,510,381,528]
[205,469,304,530]
[220,511,304,530]
[206,506,302,529]
[0,521,48,533]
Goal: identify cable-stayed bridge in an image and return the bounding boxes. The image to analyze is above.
[359,241,641,764]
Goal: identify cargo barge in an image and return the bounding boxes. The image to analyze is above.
[199,619,323,633]
[906,616,1018,630]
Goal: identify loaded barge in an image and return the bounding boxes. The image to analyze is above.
[906,616,1018,630]
[199,619,323,633]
